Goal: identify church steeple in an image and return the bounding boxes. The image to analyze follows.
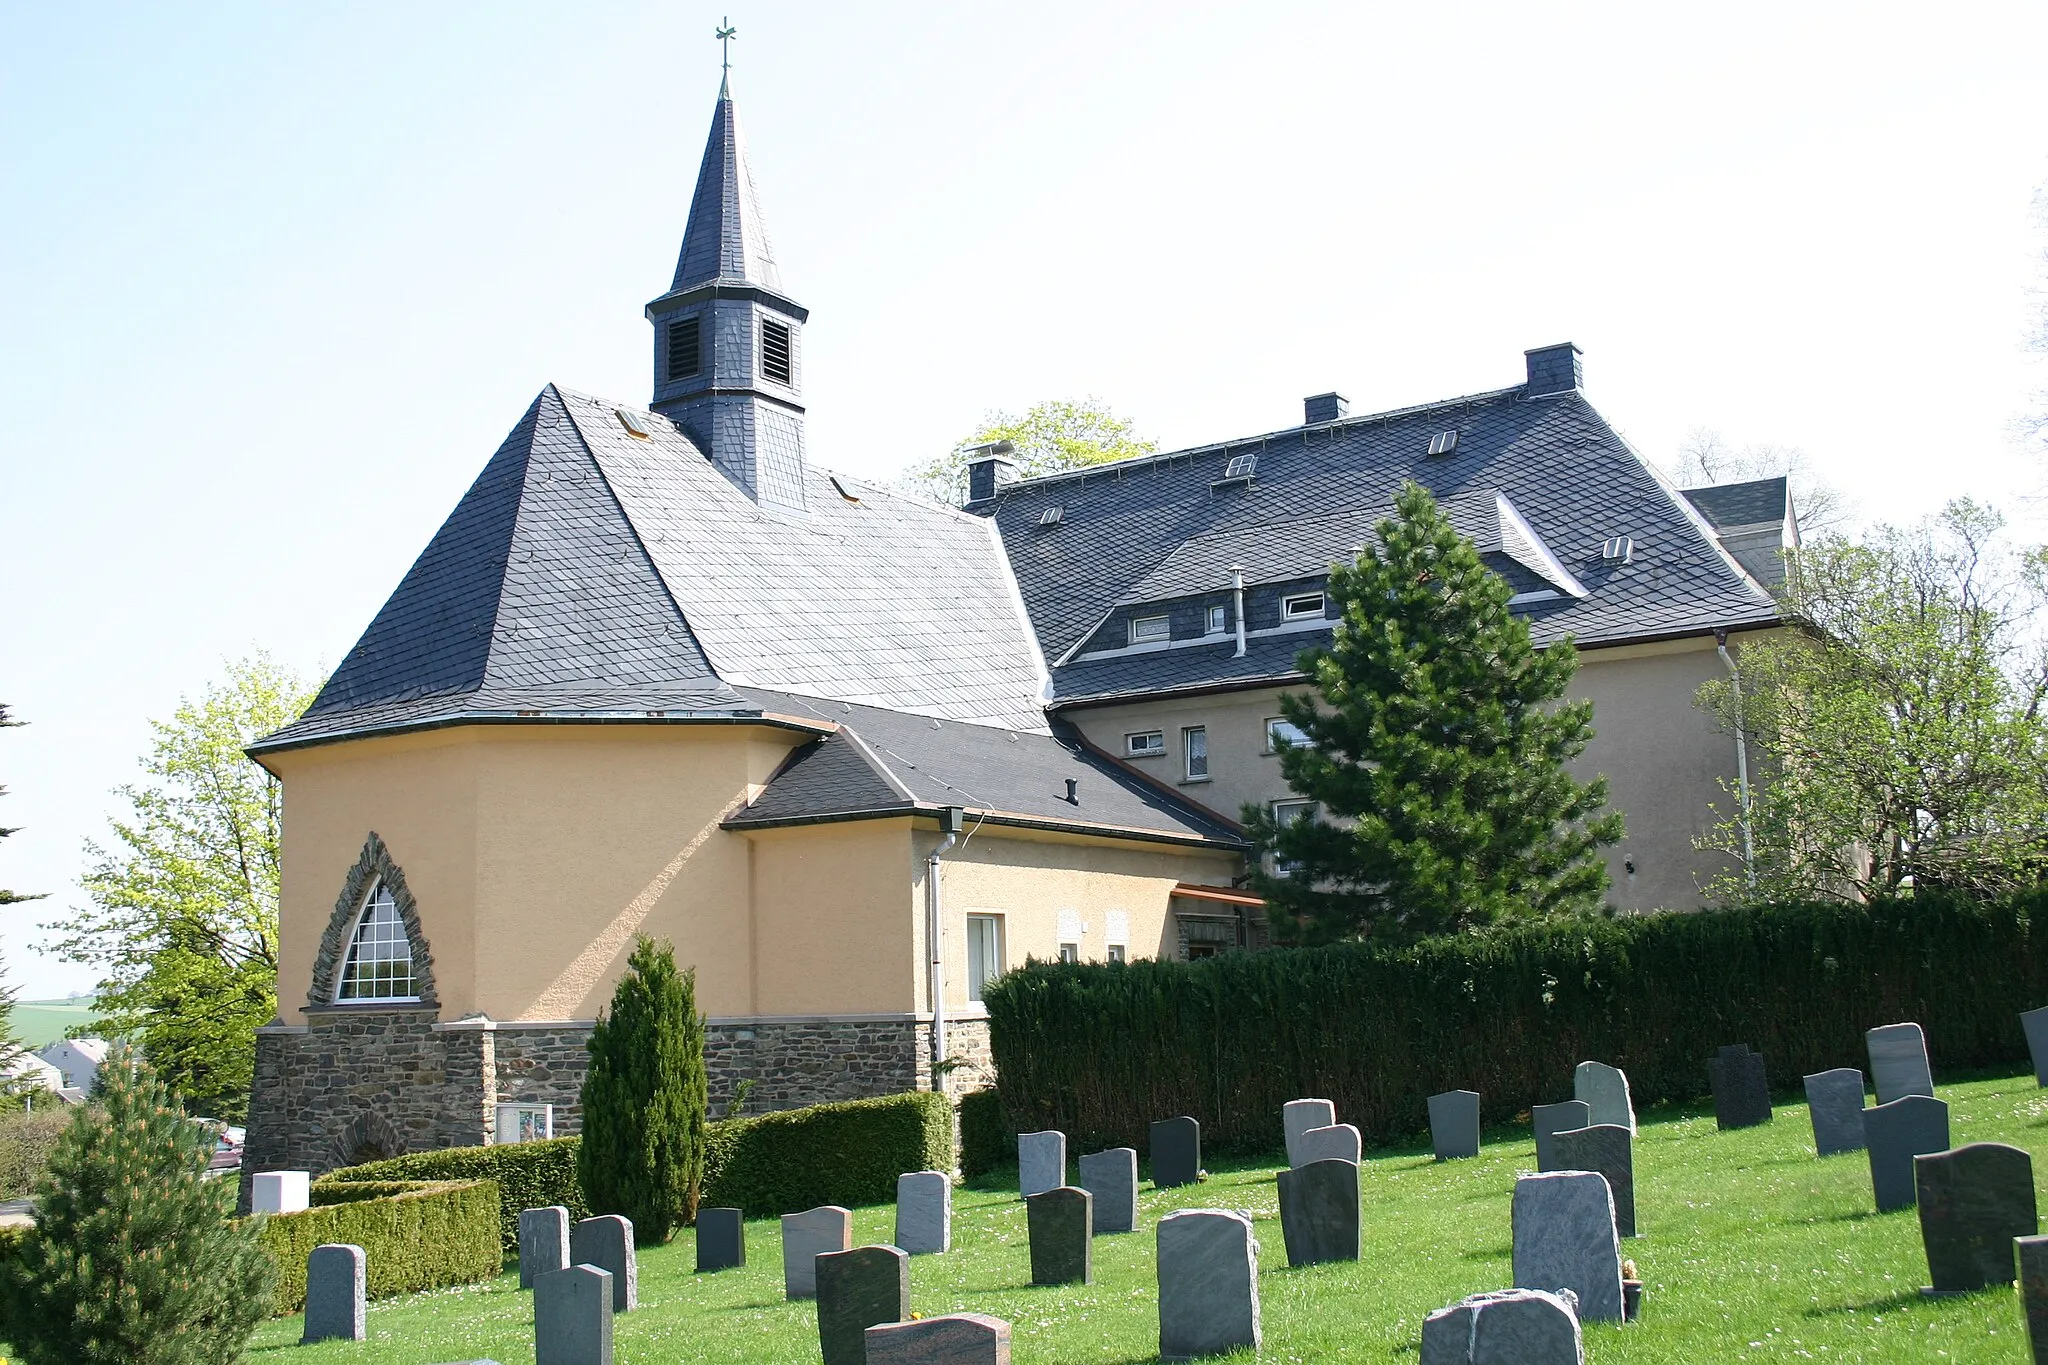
[647,50,809,515]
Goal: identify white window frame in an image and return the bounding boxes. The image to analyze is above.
[1129,614,1170,645]
[1058,943,1080,965]
[494,1103,554,1145]
[332,880,421,1004]
[1126,730,1166,758]
[1282,592,1327,620]
[1269,800,1318,877]
[965,913,1006,1002]
[1205,604,1227,635]
[1182,725,1209,781]
[1106,943,1127,964]
[1265,717,1313,752]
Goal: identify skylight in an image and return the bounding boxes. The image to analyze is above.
[830,475,861,503]
[1428,430,1459,456]
[1602,536,1635,564]
[1223,453,1257,480]
[615,408,654,439]
[1039,507,1065,527]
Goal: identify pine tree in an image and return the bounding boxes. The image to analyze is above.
[576,936,708,1245]
[1,703,44,908]
[1243,481,1624,944]
[0,1040,275,1364]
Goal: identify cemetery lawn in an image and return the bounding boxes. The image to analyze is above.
[238,1071,2048,1363]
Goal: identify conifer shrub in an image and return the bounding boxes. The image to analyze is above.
[0,1041,274,1364]
[256,1178,500,1314]
[576,936,709,1244]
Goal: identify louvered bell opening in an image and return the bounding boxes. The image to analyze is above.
[761,320,794,386]
[666,318,702,382]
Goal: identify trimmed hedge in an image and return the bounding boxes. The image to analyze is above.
[322,1136,584,1250]
[959,1088,1012,1180]
[253,1178,501,1315]
[984,887,2048,1156]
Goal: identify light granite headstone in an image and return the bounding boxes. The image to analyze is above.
[1078,1148,1138,1235]
[534,1263,612,1365]
[866,1312,1012,1365]
[1532,1101,1591,1172]
[1027,1186,1092,1285]
[1276,1157,1359,1267]
[1915,1142,2038,1292]
[1803,1069,1868,1157]
[569,1215,636,1313]
[250,1170,310,1214]
[2016,1234,2048,1363]
[520,1206,570,1288]
[1428,1090,1481,1161]
[1864,1094,1950,1213]
[1018,1131,1066,1199]
[1867,1022,1935,1104]
[301,1243,366,1344]
[1574,1062,1635,1133]
[816,1244,910,1365]
[782,1205,853,1300]
[1551,1124,1636,1238]
[1283,1099,1336,1167]
[1708,1044,1772,1130]
[1150,1116,1202,1188]
[1419,1287,1585,1365]
[1157,1209,1260,1360]
[2023,1007,2048,1088]
[895,1171,951,1255]
[1296,1122,1361,1166]
[695,1207,745,1272]
[1511,1170,1623,1323]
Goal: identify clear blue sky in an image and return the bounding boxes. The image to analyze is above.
[3,2,2045,997]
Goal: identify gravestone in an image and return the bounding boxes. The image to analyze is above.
[1078,1148,1138,1235]
[1803,1069,1868,1157]
[695,1207,745,1272]
[1551,1124,1637,1238]
[2023,1007,2048,1088]
[1532,1101,1591,1172]
[1863,1094,1950,1213]
[1708,1044,1772,1130]
[1428,1090,1481,1161]
[782,1205,853,1300]
[867,1312,1013,1365]
[2016,1234,2048,1364]
[895,1170,951,1255]
[1157,1209,1261,1360]
[816,1244,911,1365]
[1027,1186,1093,1285]
[569,1215,636,1312]
[250,1170,310,1214]
[1573,1061,1636,1133]
[301,1243,366,1344]
[1276,1157,1360,1267]
[1296,1122,1361,1166]
[1866,1022,1936,1104]
[1283,1099,1336,1167]
[1915,1142,2038,1292]
[520,1206,570,1288]
[1419,1288,1584,1365]
[1018,1131,1066,1198]
[535,1263,612,1365]
[1511,1170,1623,1323]
[1150,1116,1202,1188]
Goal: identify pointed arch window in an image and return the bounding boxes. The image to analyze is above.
[334,880,419,1003]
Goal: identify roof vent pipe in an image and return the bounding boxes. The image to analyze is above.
[1064,779,1079,804]
[1231,566,1247,658]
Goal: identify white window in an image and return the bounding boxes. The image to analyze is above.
[1266,717,1312,752]
[1183,726,1209,781]
[1283,592,1327,620]
[494,1103,554,1144]
[1270,800,1318,877]
[1126,731,1165,758]
[1106,944,1127,964]
[1205,604,1227,635]
[334,881,419,1003]
[966,914,1005,1002]
[1130,615,1170,645]
[1058,943,1080,964]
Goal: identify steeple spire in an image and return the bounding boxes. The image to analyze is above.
[670,47,781,294]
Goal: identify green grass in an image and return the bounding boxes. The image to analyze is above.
[224,1072,2048,1360]
[9,997,103,1051]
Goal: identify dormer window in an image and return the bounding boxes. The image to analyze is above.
[334,881,419,1003]
[1283,592,1327,620]
[1130,615,1170,645]
[1206,605,1227,635]
[761,319,794,385]
[665,317,702,382]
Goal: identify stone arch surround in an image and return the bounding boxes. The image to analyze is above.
[308,831,438,1010]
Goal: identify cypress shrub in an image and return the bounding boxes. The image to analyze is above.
[577,936,709,1245]
[985,887,2048,1155]
[323,1136,584,1251]
[257,1178,500,1315]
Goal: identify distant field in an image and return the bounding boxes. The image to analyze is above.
[10,998,103,1049]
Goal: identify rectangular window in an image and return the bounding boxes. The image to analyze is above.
[1283,592,1327,620]
[1266,717,1312,751]
[1206,604,1227,634]
[665,317,702,381]
[1058,943,1080,965]
[966,914,1005,1002]
[494,1103,554,1145]
[1270,800,1318,876]
[1126,731,1165,758]
[1106,944,1127,964]
[761,319,794,385]
[1129,615,1170,645]
[1183,726,1208,781]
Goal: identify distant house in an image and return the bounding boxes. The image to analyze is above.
[0,1049,65,1097]
[36,1038,108,1094]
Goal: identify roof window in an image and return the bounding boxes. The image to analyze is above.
[829,475,861,503]
[1282,592,1326,620]
[1129,615,1170,645]
[761,319,794,386]
[665,317,701,382]
[1427,430,1459,456]
[1213,452,1258,485]
[1602,536,1635,564]
[1039,506,1065,527]
[615,408,655,439]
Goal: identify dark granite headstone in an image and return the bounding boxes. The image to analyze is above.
[1027,1185,1093,1286]
[1427,1090,1481,1161]
[867,1313,1012,1365]
[1709,1044,1772,1130]
[520,1206,570,1289]
[1150,1116,1201,1189]
[1915,1142,2038,1292]
[1552,1123,1637,1238]
[695,1207,745,1272]
[1532,1101,1591,1172]
[1863,1094,1950,1213]
[535,1264,612,1365]
[1157,1209,1260,1359]
[1077,1147,1138,1235]
[816,1244,911,1365]
[1276,1157,1360,1267]
[1419,1288,1584,1365]
[2016,1234,2048,1363]
[1802,1069,1867,1157]
[569,1215,636,1312]
[302,1243,366,1344]
[2024,1007,2048,1088]
[1866,1022,1935,1104]
[1511,1170,1623,1323]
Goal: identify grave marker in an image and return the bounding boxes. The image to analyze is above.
[1283,1099,1336,1167]
[1532,1101,1590,1171]
[1915,1142,2038,1293]
[2022,1006,2048,1088]
[1150,1116,1202,1188]
[1078,1148,1138,1235]
[1428,1090,1481,1161]
[1027,1186,1093,1285]
[520,1206,570,1288]
[895,1171,951,1255]
[867,1312,1013,1365]
[569,1215,636,1313]
[1708,1044,1772,1130]
[2016,1234,2048,1364]
[301,1243,366,1344]
[1295,1122,1361,1166]
[1573,1062,1636,1133]
[695,1207,745,1272]
[1866,1022,1935,1104]
[1802,1069,1868,1157]
[1864,1094,1950,1213]
[816,1244,911,1365]
[1276,1157,1360,1267]
[535,1264,612,1365]
[1018,1131,1066,1199]
[1419,1287,1584,1365]
[1157,1209,1260,1360]
[1551,1124,1637,1238]
[782,1205,853,1300]
[1512,1170,1623,1323]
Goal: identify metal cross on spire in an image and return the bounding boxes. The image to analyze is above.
[716,17,737,94]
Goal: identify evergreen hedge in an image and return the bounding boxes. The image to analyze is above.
[984,888,2048,1155]
[323,1136,585,1250]
[959,1088,1013,1180]
[255,1177,501,1315]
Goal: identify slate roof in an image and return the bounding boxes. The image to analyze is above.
[728,688,1243,847]
[1682,477,1790,530]
[970,384,1781,705]
[665,83,781,295]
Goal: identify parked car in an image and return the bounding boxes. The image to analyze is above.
[191,1118,245,1173]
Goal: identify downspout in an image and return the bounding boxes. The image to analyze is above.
[926,806,965,1093]
[1231,566,1247,658]
[1714,629,1756,889]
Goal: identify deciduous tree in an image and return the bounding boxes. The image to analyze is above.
[902,397,1155,504]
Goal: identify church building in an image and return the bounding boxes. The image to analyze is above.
[242,75,1790,1175]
